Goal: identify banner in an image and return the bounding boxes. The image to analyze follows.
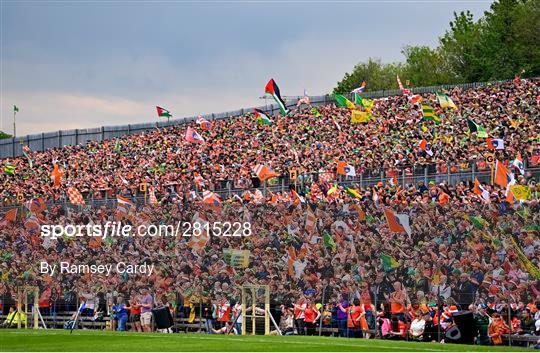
[506,236,540,280]
[351,110,370,123]
[509,185,531,201]
[223,249,250,268]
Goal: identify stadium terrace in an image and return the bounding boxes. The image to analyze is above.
[1,78,539,350]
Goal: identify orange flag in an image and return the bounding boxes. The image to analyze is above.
[494,160,513,188]
[1,208,18,223]
[383,208,406,233]
[252,164,279,182]
[51,164,62,188]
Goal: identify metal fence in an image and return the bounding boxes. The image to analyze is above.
[2,165,537,212]
[0,77,521,159]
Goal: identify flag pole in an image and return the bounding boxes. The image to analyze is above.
[13,108,17,138]
[491,159,495,186]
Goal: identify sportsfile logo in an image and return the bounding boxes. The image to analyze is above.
[40,221,252,240]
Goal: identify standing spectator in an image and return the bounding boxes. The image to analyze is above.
[217,296,231,329]
[347,298,364,338]
[303,299,321,336]
[294,296,307,335]
[129,293,142,332]
[389,282,407,322]
[336,295,349,337]
[473,304,491,345]
[203,299,217,334]
[139,288,154,332]
[232,300,242,335]
[455,273,476,310]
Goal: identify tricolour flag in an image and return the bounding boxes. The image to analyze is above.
[188,213,210,254]
[25,198,47,213]
[337,161,356,177]
[197,116,211,131]
[436,92,457,109]
[494,160,515,188]
[418,139,434,156]
[290,189,305,206]
[396,75,411,95]
[487,138,505,150]
[305,208,317,234]
[67,187,85,206]
[265,78,289,115]
[351,81,366,94]
[185,126,205,144]
[467,119,488,138]
[512,153,525,175]
[117,195,134,218]
[252,164,279,182]
[202,190,222,207]
[421,104,441,124]
[383,208,412,236]
[51,164,62,187]
[194,172,205,189]
[473,178,490,201]
[334,94,356,109]
[409,94,423,104]
[254,109,273,126]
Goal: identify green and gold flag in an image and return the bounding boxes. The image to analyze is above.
[422,104,441,124]
[381,254,400,272]
[334,94,356,109]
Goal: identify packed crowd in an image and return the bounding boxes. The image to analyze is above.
[0,78,539,347]
[0,79,538,204]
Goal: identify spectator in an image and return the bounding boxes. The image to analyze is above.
[139,288,153,332]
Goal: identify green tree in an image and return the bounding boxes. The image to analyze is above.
[401,45,454,87]
[439,10,485,82]
[333,0,539,92]
[480,0,540,79]
[0,131,12,140]
[333,58,403,94]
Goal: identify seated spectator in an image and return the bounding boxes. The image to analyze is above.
[488,313,510,346]
[386,315,407,340]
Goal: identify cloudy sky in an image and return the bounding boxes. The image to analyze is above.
[1,0,493,136]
